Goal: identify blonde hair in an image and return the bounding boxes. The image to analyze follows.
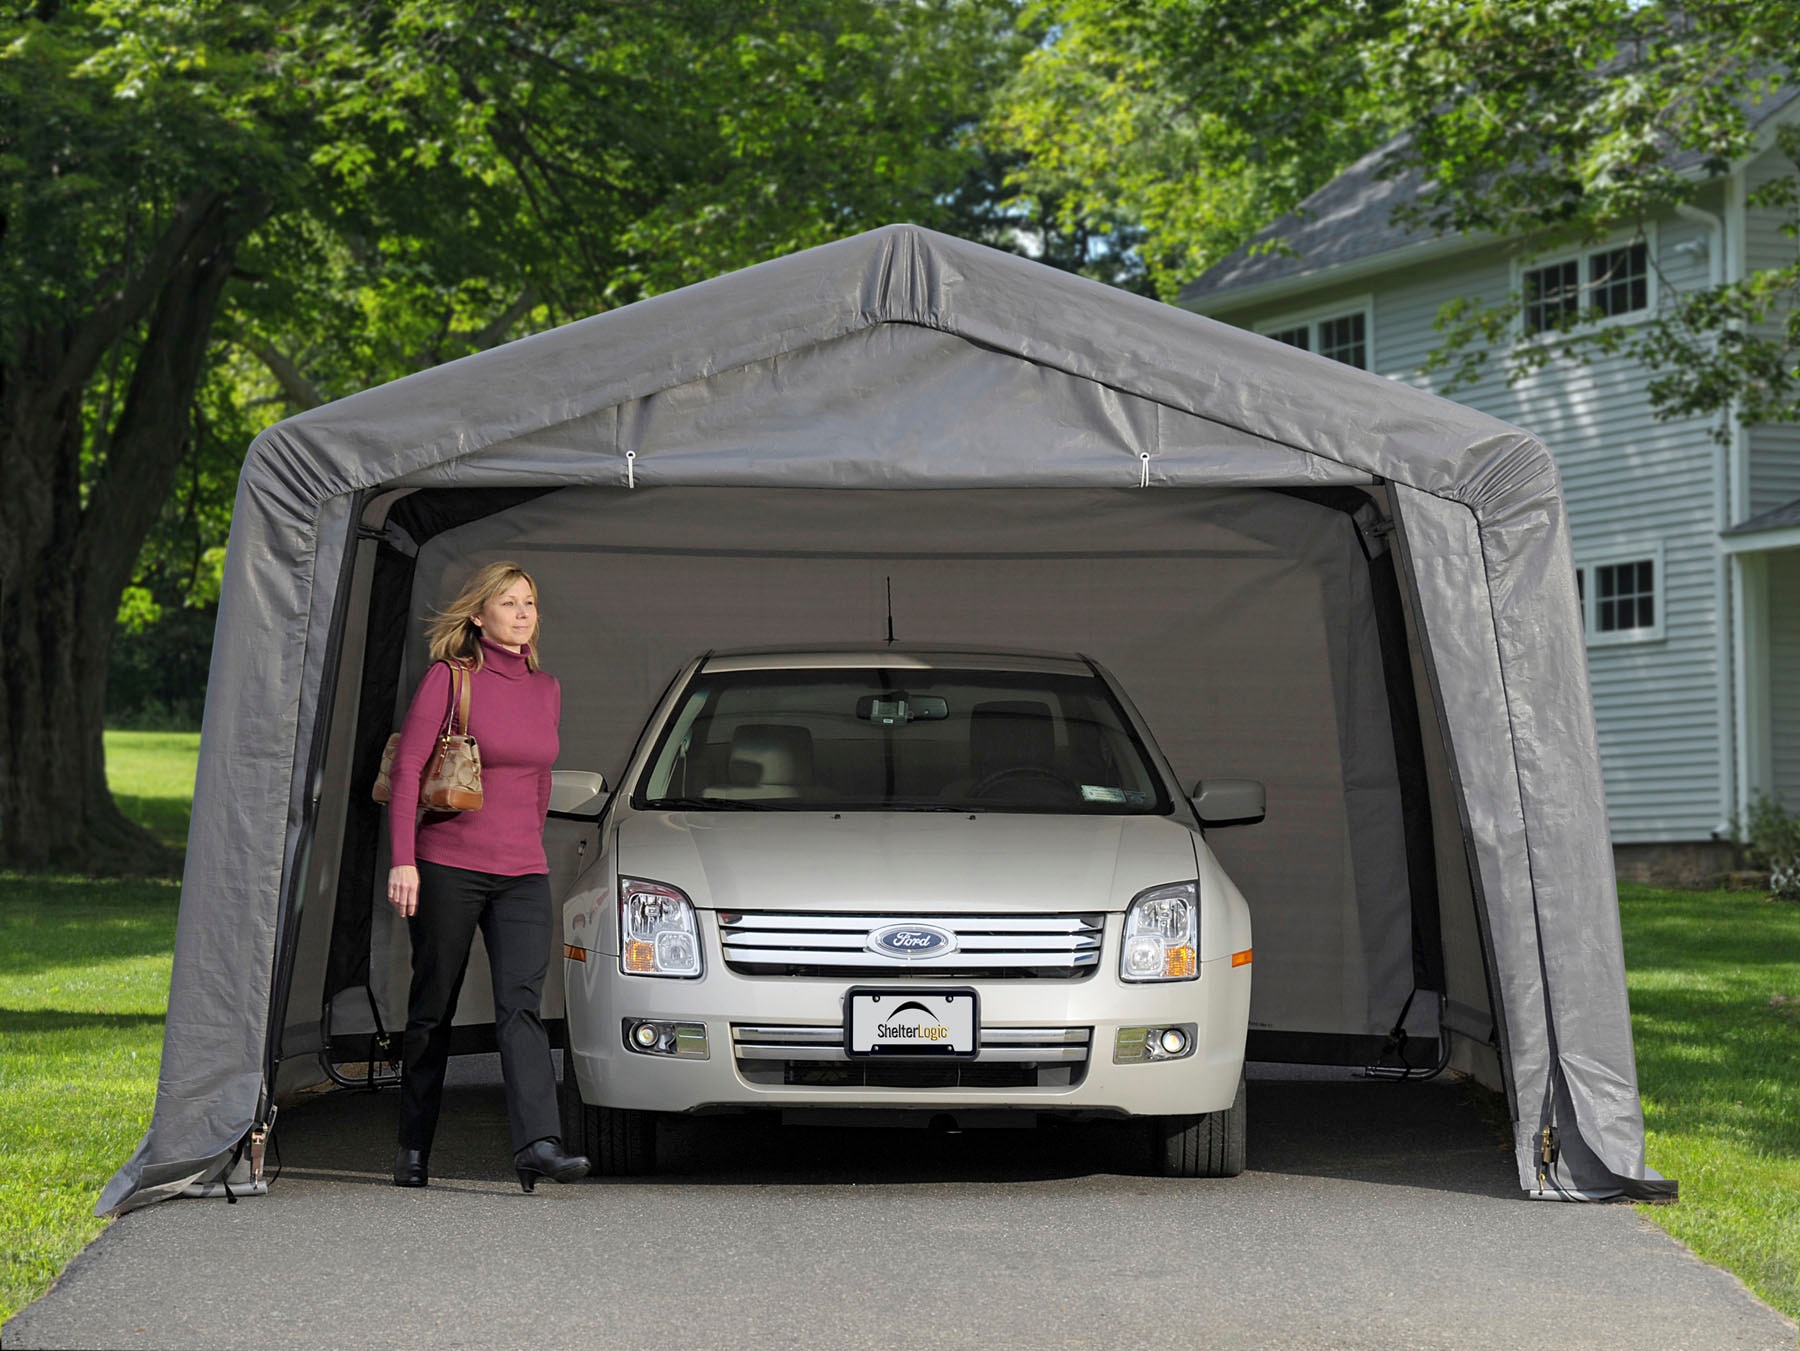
[425,561,542,672]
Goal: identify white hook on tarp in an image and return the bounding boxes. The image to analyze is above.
[626,449,637,489]
[1139,452,1152,488]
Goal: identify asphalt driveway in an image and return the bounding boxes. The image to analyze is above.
[6,1061,1794,1351]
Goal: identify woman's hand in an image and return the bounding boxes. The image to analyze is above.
[388,865,420,917]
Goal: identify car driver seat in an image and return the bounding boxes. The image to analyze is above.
[706,722,817,800]
[967,700,1057,785]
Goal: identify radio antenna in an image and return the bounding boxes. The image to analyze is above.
[885,576,896,646]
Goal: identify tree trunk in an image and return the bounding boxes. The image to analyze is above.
[0,193,267,874]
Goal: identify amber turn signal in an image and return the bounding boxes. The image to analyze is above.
[1163,946,1197,978]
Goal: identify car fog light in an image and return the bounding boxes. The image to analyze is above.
[622,1019,710,1059]
[1113,1024,1198,1064]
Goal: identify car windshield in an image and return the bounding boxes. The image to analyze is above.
[634,665,1171,814]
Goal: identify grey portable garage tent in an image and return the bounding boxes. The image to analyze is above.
[100,224,1673,1214]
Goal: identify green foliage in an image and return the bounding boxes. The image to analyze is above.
[1621,884,1800,1319]
[989,0,1389,296]
[998,2,1800,427]
[218,0,1031,407]
[7,0,1033,560]
[3,2,1034,867]
[1388,1,1800,426]
[0,872,179,1326]
[1733,793,1800,898]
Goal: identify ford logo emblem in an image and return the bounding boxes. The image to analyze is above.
[867,923,957,959]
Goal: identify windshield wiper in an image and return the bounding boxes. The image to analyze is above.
[646,795,775,811]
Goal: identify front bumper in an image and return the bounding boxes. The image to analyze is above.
[565,923,1250,1119]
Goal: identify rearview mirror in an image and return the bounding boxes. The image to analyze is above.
[855,692,949,725]
[548,769,608,818]
[1192,778,1265,827]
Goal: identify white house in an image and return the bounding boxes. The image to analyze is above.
[1179,91,1800,882]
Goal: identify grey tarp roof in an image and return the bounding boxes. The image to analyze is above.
[101,223,1661,1212]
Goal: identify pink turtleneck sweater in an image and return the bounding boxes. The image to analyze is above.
[387,638,561,876]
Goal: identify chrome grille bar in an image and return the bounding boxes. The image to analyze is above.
[718,911,1105,978]
[722,931,1099,953]
[720,913,1101,933]
[723,949,1097,969]
[732,1024,1092,1064]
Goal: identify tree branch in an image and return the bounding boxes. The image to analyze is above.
[241,337,328,411]
[76,193,270,619]
[471,285,540,351]
[52,191,231,406]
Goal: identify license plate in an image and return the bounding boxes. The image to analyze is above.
[845,987,979,1058]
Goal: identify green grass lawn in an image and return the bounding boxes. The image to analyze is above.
[0,873,178,1324]
[1,739,1795,1327]
[101,729,201,856]
[0,731,192,1323]
[1621,883,1800,1321]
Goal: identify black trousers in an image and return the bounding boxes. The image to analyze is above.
[398,861,561,1155]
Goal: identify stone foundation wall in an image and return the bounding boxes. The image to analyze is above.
[1612,840,1749,889]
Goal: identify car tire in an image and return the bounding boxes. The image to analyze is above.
[1150,1067,1247,1178]
[558,1051,658,1176]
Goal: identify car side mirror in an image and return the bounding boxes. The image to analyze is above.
[548,769,608,818]
[1191,778,1265,827]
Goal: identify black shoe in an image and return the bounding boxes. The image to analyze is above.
[393,1146,429,1188]
[514,1137,589,1192]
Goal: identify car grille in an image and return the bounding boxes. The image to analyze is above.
[732,1024,1091,1090]
[716,911,1105,980]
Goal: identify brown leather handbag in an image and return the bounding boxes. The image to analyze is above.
[371,661,484,812]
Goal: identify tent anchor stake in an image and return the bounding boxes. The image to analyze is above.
[249,1105,277,1187]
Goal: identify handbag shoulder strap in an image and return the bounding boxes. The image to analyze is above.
[449,660,473,737]
[437,661,461,737]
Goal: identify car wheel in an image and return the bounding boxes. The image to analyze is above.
[1150,1067,1246,1178]
[558,1052,658,1176]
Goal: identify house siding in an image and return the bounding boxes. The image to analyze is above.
[1768,551,1800,810]
[1744,147,1800,517]
[1209,225,1729,842]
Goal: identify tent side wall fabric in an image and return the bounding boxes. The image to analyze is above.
[100,225,1662,1214]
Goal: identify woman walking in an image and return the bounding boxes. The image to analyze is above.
[384,561,589,1191]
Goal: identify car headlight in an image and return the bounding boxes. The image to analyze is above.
[619,877,703,978]
[1120,881,1199,982]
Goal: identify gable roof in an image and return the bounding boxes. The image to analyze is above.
[1179,82,1800,312]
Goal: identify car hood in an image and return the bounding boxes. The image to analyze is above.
[614,810,1201,914]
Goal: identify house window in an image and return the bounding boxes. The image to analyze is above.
[1589,244,1648,319]
[1259,305,1371,369]
[1523,259,1582,334]
[1595,559,1655,632]
[1316,313,1366,368]
[1576,546,1663,644]
[1522,241,1649,335]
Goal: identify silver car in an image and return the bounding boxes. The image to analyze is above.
[559,648,1263,1176]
